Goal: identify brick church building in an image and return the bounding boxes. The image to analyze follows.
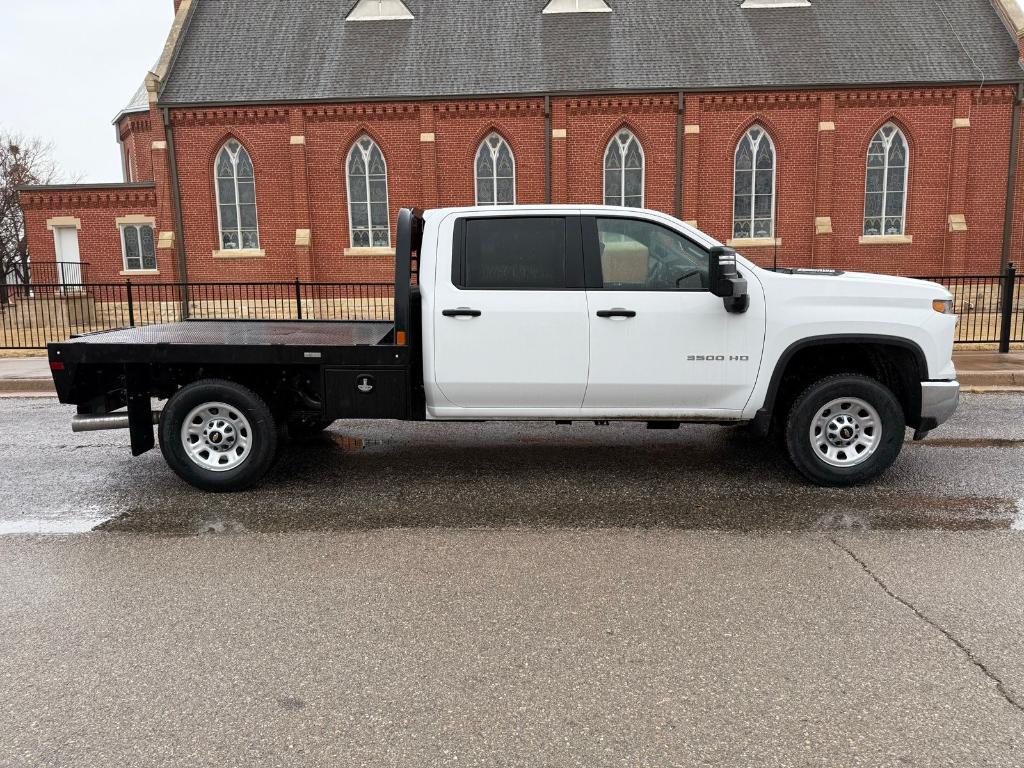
[19,0,1024,286]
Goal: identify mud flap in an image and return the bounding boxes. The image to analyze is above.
[125,366,154,457]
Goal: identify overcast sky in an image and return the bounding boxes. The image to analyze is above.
[3,0,1024,183]
[0,1,175,183]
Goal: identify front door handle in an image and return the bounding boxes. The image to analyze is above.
[442,308,483,318]
[596,309,637,319]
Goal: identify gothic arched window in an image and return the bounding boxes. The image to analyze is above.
[347,136,391,248]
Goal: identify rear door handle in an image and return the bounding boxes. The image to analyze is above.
[596,309,637,319]
[442,308,483,318]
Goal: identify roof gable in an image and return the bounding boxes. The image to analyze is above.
[160,0,1024,106]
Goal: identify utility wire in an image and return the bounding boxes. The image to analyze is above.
[931,0,986,113]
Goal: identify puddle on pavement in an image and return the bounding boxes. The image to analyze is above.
[326,434,389,453]
[1013,500,1024,532]
[813,512,872,531]
[196,519,248,535]
[329,435,366,453]
[0,514,113,535]
[914,438,1024,449]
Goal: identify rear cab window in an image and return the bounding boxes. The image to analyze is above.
[452,216,584,290]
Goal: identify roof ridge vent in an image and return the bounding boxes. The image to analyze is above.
[347,0,414,21]
[543,0,612,14]
[740,0,811,7]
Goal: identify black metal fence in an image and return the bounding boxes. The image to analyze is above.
[0,263,89,300]
[0,266,1020,351]
[0,280,395,350]
[914,264,1020,352]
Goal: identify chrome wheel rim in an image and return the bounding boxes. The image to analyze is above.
[809,397,881,468]
[180,402,253,472]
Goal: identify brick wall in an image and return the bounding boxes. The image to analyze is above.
[117,113,155,183]
[19,186,161,284]
[22,84,1024,284]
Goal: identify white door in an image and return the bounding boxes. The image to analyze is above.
[52,226,82,286]
[584,215,765,413]
[432,214,589,409]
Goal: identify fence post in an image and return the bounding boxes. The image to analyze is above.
[295,278,303,320]
[126,280,136,327]
[999,262,1016,354]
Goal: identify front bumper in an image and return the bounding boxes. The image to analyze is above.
[915,380,960,439]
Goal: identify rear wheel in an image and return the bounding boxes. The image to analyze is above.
[785,374,905,487]
[159,379,279,492]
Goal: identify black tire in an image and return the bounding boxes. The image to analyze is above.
[285,415,335,442]
[159,379,279,492]
[785,374,905,487]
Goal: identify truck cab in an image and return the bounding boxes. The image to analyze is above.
[423,206,765,419]
[49,206,960,492]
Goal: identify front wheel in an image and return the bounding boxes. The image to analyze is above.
[785,374,905,487]
[159,379,279,492]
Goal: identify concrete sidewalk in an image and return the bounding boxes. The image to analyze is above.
[0,357,53,395]
[1,351,1022,395]
[953,350,1024,389]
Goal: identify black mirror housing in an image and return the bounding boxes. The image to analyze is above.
[709,246,749,313]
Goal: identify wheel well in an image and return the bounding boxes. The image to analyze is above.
[147,364,324,419]
[769,342,924,430]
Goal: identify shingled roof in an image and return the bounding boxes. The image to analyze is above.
[159,0,1023,106]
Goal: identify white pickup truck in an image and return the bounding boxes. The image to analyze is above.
[49,206,960,492]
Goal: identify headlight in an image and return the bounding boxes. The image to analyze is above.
[932,298,954,314]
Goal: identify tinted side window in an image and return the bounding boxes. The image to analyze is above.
[462,217,567,290]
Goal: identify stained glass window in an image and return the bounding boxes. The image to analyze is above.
[604,130,644,208]
[733,126,776,240]
[864,123,908,237]
[215,140,260,250]
[475,133,516,206]
[120,224,157,271]
[347,136,391,248]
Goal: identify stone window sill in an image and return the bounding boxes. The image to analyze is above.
[344,247,396,257]
[213,249,266,259]
[859,235,913,245]
[120,269,160,276]
[726,237,782,248]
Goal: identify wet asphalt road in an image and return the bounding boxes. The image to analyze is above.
[0,394,1022,534]
[1,395,1023,767]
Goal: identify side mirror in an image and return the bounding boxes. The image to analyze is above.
[708,246,750,314]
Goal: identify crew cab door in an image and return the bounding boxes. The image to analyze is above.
[582,214,765,413]
[430,213,589,409]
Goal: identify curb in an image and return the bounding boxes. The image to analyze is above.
[0,379,55,394]
[957,372,1024,387]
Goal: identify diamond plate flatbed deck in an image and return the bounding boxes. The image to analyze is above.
[70,320,394,347]
[50,320,409,371]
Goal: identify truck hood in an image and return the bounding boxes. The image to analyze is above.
[759,268,952,302]
[835,271,950,298]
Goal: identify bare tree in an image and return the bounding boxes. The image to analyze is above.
[0,133,59,304]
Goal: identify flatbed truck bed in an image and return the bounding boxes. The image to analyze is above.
[51,316,423,461]
[56,320,400,365]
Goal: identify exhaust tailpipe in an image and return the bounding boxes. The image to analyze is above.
[72,412,161,433]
